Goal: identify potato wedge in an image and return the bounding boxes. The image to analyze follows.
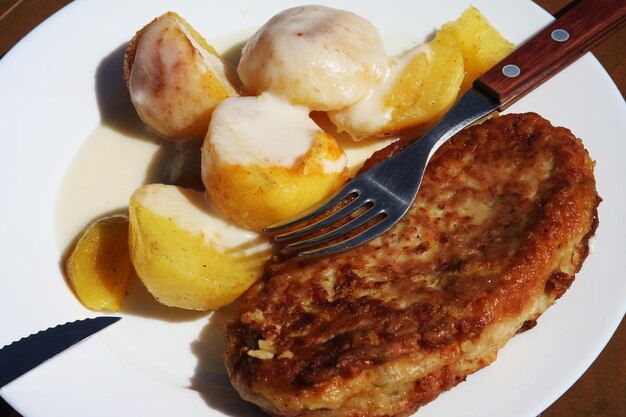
[128,184,271,310]
[383,31,465,133]
[202,95,349,231]
[442,7,515,91]
[329,31,464,140]
[124,12,240,141]
[65,214,133,311]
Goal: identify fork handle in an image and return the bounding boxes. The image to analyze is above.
[474,0,626,109]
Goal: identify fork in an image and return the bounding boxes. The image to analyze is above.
[265,0,626,257]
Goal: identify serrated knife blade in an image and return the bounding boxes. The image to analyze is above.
[0,316,120,388]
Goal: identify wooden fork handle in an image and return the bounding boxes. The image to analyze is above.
[474,0,626,109]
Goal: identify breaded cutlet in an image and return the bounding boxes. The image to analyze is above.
[225,113,601,417]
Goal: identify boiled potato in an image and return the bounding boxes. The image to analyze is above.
[442,7,515,91]
[124,12,240,141]
[65,214,133,311]
[202,94,349,231]
[329,31,464,140]
[237,5,391,111]
[128,184,271,310]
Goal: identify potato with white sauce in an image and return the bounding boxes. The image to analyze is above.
[237,5,392,111]
[202,93,349,231]
[329,30,465,140]
[328,7,514,140]
[124,12,240,141]
[128,184,271,310]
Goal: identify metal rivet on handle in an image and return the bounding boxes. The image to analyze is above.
[502,64,521,78]
[551,29,570,42]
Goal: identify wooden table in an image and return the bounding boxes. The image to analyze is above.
[0,1,624,416]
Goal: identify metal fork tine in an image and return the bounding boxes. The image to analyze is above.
[297,215,396,257]
[263,185,360,233]
[262,89,502,256]
[284,205,383,250]
[272,193,371,242]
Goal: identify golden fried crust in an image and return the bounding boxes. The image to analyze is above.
[225,113,601,417]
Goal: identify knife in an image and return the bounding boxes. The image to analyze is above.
[0,316,120,388]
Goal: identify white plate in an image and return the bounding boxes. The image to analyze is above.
[0,1,624,416]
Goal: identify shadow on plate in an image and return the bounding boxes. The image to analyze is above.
[95,42,205,188]
[190,303,266,417]
[95,42,155,141]
[221,39,246,69]
[119,274,209,322]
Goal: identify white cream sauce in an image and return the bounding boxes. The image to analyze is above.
[237,5,392,110]
[134,184,270,256]
[55,124,160,250]
[207,93,346,172]
[56,32,418,251]
[330,43,432,140]
[177,20,240,94]
[130,13,238,109]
